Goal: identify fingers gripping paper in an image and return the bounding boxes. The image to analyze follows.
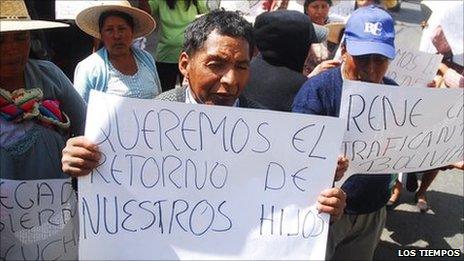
[78,91,345,260]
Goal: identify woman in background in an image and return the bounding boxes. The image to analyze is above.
[74,1,161,102]
[140,0,209,91]
[303,0,341,78]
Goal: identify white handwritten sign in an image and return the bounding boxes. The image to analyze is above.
[78,91,345,260]
[0,179,78,260]
[340,80,463,175]
[220,0,266,16]
[440,2,464,66]
[419,1,464,66]
[386,47,443,87]
[328,0,354,22]
[55,0,114,20]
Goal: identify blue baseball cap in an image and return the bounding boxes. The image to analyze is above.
[344,5,395,59]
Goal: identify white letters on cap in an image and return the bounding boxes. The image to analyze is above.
[364,22,383,36]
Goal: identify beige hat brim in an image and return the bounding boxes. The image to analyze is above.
[0,20,69,32]
[76,5,155,39]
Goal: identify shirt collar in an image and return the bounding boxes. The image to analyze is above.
[184,85,240,107]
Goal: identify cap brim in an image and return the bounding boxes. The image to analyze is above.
[346,40,395,59]
[313,23,328,43]
[0,20,69,32]
[76,4,155,39]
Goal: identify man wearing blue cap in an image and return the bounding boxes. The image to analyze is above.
[292,5,396,260]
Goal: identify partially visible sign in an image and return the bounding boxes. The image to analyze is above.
[220,0,266,16]
[56,0,112,20]
[329,0,355,22]
[340,80,463,175]
[0,179,78,260]
[386,47,443,87]
[419,1,463,66]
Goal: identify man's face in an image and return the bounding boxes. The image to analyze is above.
[179,30,250,106]
[342,46,389,83]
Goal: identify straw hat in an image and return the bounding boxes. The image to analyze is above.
[325,22,345,44]
[0,0,69,32]
[75,1,156,39]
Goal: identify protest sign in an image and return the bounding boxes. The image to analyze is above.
[328,0,354,22]
[286,0,304,12]
[339,80,463,175]
[385,47,443,87]
[78,91,345,260]
[55,0,108,20]
[0,178,78,260]
[440,2,463,66]
[220,0,266,17]
[419,1,464,66]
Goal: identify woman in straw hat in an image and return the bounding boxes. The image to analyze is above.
[73,0,162,103]
[0,1,85,259]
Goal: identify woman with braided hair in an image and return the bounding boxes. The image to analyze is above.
[0,1,86,259]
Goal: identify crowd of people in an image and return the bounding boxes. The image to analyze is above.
[1,0,462,260]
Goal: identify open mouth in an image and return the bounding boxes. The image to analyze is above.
[211,93,236,105]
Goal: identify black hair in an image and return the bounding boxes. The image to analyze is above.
[304,0,333,15]
[98,10,134,32]
[183,9,254,57]
[166,0,199,11]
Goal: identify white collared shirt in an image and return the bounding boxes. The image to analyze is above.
[184,86,240,107]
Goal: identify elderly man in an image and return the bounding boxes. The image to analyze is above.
[156,10,260,108]
[293,5,397,260]
[62,9,346,239]
[155,9,346,220]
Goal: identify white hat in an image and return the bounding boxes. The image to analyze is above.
[0,0,69,32]
[75,0,156,39]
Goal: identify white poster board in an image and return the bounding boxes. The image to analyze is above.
[419,1,463,66]
[78,91,345,260]
[440,2,464,66]
[56,0,113,20]
[328,0,354,22]
[0,178,78,260]
[385,47,443,87]
[339,80,463,175]
[219,0,266,16]
[286,0,304,12]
